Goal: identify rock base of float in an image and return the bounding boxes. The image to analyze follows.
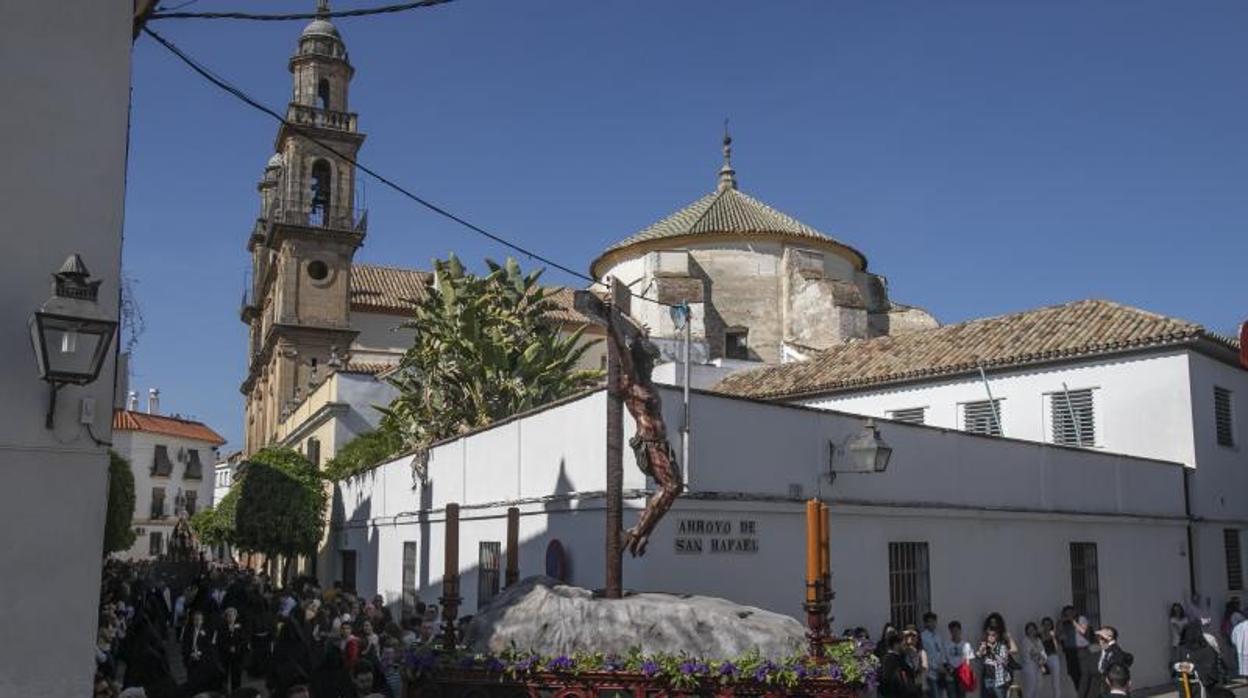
[463,576,807,659]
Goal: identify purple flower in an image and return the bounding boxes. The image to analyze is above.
[719,661,739,678]
[826,664,844,681]
[510,655,537,673]
[865,667,880,689]
[546,655,574,672]
[754,660,777,682]
[679,660,707,675]
[794,664,810,679]
[484,657,505,673]
[640,660,660,678]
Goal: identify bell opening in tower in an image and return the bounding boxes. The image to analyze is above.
[317,78,331,111]
[310,159,332,226]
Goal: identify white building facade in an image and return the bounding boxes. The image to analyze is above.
[111,401,226,560]
[717,299,1248,633]
[332,386,1190,687]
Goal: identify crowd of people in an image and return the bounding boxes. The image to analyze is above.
[870,598,1248,698]
[93,557,1248,698]
[93,559,441,698]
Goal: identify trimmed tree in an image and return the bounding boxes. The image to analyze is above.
[103,450,137,555]
[378,255,601,459]
[232,447,326,583]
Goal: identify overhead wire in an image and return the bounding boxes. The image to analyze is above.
[141,26,675,309]
[149,1,454,22]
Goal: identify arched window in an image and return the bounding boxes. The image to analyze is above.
[310,159,332,226]
[317,78,331,111]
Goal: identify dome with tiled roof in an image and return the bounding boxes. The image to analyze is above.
[590,134,866,278]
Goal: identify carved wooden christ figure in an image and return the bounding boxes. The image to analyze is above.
[604,307,685,557]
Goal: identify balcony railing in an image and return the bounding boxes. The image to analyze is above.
[286,103,358,133]
[271,199,367,233]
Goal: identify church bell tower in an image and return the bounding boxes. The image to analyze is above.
[240,1,367,455]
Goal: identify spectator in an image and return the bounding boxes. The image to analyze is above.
[877,623,899,661]
[1096,627,1132,675]
[922,612,950,698]
[903,627,926,692]
[1022,622,1049,698]
[1102,663,1130,698]
[880,632,920,698]
[1229,614,1248,679]
[1040,618,1063,698]
[945,621,974,698]
[977,626,1014,698]
[1170,604,1188,674]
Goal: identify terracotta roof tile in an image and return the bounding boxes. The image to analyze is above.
[112,409,226,446]
[715,299,1235,400]
[349,263,588,324]
[350,264,428,314]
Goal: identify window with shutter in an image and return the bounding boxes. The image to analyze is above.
[1225,529,1243,591]
[151,487,166,520]
[184,490,197,516]
[478,542,502,609]
[1215,387,1235,448]
[152,444,174,477]
[149,531,163,557]
[962,400,1003,436]
[888,542,930,628]
[1050,388,1096,447]
[1070,542,1101,626]
[184,449,203,479]
[889,407,926,425]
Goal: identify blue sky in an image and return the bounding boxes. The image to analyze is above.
[125,1,1248,449]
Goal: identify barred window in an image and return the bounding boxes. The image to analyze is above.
[149,531,163,557]
[184,490,198,516]
[1070,542,1101,626]
[1050,388,1096,447]
[152,444,174,477]
[1225,529,1243,592]
[478,542,502,609]
[888,542,931,628]
[402,541,418,616]
[1215,387,1235,447]
[962,400,1003,436]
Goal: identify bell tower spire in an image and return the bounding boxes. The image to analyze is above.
[239,9,367,455]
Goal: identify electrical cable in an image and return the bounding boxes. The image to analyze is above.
[149,1,454,22]
[141,26,674,309]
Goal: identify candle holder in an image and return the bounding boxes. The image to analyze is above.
[440,576,461,652]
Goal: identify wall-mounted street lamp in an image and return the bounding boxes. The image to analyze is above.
[29,255,118,429]
[828,418,893,485]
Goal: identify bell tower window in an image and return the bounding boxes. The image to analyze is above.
[317,78,331,111]
[310,159,332,225]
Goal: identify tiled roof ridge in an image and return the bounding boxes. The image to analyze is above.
[112,409,227,446]
[714,298,1222,400]
[353,262,430,274]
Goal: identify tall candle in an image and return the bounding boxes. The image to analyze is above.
[805,499,819,604]
[819,502,831,600]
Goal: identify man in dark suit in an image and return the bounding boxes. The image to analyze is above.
[1101,663,1130,698]
[1096,627,1134,675]
[880,632,921,698]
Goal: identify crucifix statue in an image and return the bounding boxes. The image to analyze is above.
[576,279,684,596]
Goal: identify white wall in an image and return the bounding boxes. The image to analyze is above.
[350,311,416,363]
[0,2,131,694]
[334,388,1188,686]
[800,351,1197,470]
[1184,351,1248,620]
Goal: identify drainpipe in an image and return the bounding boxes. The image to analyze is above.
[1183,467,1197,597]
